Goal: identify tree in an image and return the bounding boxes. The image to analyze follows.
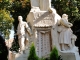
[0,0,14,39]
[51,0,80,23]
[51,0,80,41]
[7,0,31,32]
[50,47,58,60]
[0,9,14,39]
[0,0,31,39]
[9,35,19,52]
[28,42,39,60]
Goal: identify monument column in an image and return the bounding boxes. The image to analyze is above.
[40,0,51,11]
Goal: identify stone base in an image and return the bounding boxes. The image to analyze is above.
[15,49,29,60]
[8,49,29,60]
[59,51,80,60]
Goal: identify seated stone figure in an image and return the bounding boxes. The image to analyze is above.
[58,14,73,51]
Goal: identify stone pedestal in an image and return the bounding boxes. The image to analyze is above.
[11,0,80,59]
[15,49,29,60]
[59,51,80,60]
[8,49,29,60]
[8,51,15,60]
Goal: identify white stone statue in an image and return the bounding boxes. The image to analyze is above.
[48,8,61,50]
[17,16,32,53]
[71,34,77,48]
[58,14,73,51]
[30,0,51,11]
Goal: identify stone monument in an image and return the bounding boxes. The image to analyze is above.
[27,0,61,58]
[27,0,80,60]
[12,0,80,60]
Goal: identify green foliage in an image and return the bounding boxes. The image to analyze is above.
[8,0,31,33]
[0,0,31,51]
[28,42,39,60]
[0,0,12,10]
[10,41,19,52]
[0,0,31,33]
[51,0,80,39]
[50,47,58,60]
[10,35,19,52]
[51,0,80,23]
[40,58,49,60]
[0,9,14,39]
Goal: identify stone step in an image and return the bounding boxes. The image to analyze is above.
[15,49,29,60]
[59,51,80,60]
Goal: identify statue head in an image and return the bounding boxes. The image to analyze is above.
[18,16,23,22]
[62,14,68,19]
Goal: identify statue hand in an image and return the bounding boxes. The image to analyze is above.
[69,23,73,27]
[48,8,53,13]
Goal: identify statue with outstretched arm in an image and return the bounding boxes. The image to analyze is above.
[17,16,32,53]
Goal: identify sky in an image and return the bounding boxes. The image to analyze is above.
[9,26,14,39]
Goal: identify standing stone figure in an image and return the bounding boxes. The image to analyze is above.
[17,16,32,53]
[48,8,61,50]
[59,14,73,51]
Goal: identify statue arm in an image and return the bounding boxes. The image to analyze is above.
[60,18,73,28]
[16,25,19,35]
[25,22,32,36]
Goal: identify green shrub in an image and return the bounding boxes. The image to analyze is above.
[9,35,20,53]
[50,47,58,60]
[28,42,39,60]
